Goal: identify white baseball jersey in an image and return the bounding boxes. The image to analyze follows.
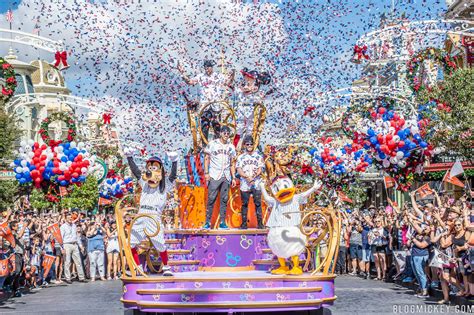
[204,139,236,181]
[236,152,264,192]
[261,185,318,228]
[233,87,264,135]
[129,178,174,252]
[192,72,226,111]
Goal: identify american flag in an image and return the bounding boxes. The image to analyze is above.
[5,10,13,23]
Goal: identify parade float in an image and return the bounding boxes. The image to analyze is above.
[115,98,340,314]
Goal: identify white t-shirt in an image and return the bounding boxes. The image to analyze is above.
[192,72,226,111]
[204,139,236,181]
[236,152,264,192]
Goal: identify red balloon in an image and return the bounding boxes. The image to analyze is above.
[40,155,47,160]
[58,175,65,181]
[34,142,39,149]
[399,118,405,126]
[53,161,59,167]
[39,166,45,173]
[378,107,386,114]
[370,111,377,118]
[386,134,393,141]
[398,141,405,147]
[72,172,79,178]
[41,144,47,150]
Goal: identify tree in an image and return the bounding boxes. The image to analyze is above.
[29,188,55,212]
[417,68,474,161]
[60,176,99,211]
[0,105,23,209]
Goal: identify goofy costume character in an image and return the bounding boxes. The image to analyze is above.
[260,177,322,275]
[125,149,178,276]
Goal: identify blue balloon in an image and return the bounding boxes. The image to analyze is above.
[19,178,26,184]
[420,141,428,148]
[370,136,378,144]
[14,159,21,166]
[60,180,68,186]
[15,173,22,180]
[79,175,86,182]
[63,143,70,149]
[61,156,67,162]
[368,129,375,136]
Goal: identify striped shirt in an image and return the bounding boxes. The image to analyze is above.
[261,185,318,228]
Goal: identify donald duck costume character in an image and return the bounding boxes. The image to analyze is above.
[260,176,322,275]
[124,148,179,276]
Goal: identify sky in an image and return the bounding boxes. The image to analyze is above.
[0,0,449,156]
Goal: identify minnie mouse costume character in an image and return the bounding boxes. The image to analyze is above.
[124,149,179,276]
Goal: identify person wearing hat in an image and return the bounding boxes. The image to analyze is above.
[178,59,235,143]
[124,149,179,276]
[233,68,272,147]
[203,125,237,229]
[236,135,265,229]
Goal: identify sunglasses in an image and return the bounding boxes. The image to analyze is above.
[244,143,253,146]
[221,131,230,135]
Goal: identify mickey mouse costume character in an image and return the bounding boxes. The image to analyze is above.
[124,149,179,276]
[233,68,271,147]
[260,176,322,275]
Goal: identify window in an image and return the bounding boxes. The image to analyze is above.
[25,75,34,93]
[14,74,26,95]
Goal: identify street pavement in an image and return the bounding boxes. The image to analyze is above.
[0,275,472,314]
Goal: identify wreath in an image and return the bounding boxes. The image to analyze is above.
[0,57,17,104]
[406,48,457,94]
[39,112,77,147]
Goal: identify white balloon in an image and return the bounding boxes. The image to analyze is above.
[396,151,404,159]
[393,135,400,142]
[383,159,390,168]
[66,161,72,167]
[81,167,87,174]
[376,119,383,126]
[70,141,77,148]
[18,147,25,153]
[410,126,419,135]
[27,139,34,146]
[57,146,64,153]
[78,142,85,149]
[28,152,34,158]
[398,161,407,168]
[15,167,22,173]
[22,166,29,173]
[20,140,26,147]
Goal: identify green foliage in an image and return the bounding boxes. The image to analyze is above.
[342,178,368,208]
[60,176,99,211]
[29,188,55,211]
[0,107,22,160]
[423,169,474,181]
[0,180,19,210]
[417,68,474,161]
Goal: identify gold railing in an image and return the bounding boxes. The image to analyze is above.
[115,195,162,277]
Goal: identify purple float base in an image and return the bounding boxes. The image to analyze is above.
[121,270,336,313]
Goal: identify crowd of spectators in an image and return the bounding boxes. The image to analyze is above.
[333,191,473,304]
[0,208,121,298]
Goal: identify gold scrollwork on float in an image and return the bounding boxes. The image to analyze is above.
[198,100,237,147]
[298,192,342,276]
[115,195,163,278]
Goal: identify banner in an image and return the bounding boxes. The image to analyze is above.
[0,257,10,277]
[0,221,15,248]
[442,172,464,188]
[42,254,56,279]
[416,183,434,199]
[383,176,397,189]
[428,248,450,269]
[393,250,407,274]
[98,197,113,206]
[47,223,63,245]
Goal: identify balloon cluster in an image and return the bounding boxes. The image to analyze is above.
[352,106,434,190]
[12,140,96,188]
[310,136,371,190]
[99,175,133,200]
